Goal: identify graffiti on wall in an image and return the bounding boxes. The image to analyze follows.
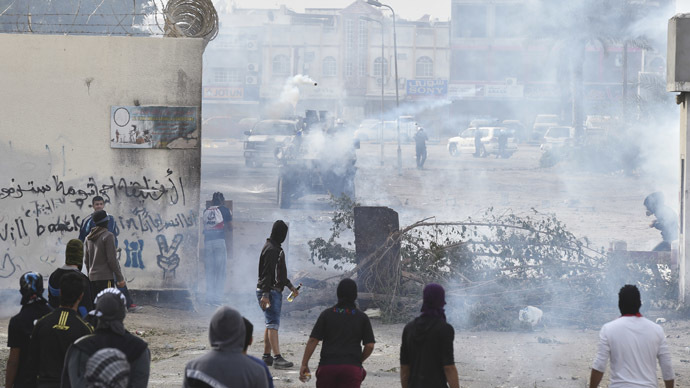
[156,234,183,279]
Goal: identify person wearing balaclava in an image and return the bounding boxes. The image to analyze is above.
[61,288,149,388]
[6,271,53,388]
[256,220,299,369]
[48,239,93,317]
[400,283,459,388]
[183,306,268,388]
[643,192,678,251]
[299,278,375,388]
[84,210,127,302]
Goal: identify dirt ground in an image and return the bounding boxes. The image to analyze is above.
[1,301,688,388]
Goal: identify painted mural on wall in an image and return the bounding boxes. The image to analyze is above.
[0,167,198,289]
[110,106,198,149]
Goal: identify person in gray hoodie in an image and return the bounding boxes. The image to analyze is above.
[85,210,127,298]
[183,306,269,388]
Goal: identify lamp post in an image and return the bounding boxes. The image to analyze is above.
[360,16,385,166]
[367,0,401,175]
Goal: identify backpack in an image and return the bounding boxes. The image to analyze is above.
[203,206,224,231]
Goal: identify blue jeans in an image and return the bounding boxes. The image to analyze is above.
[205,238,227,303]
[256,289,282,330]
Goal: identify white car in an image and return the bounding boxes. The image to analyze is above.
[532,114,560,141]
[447,127,518,158]
[243,120,299,167]
[540,126,574,151]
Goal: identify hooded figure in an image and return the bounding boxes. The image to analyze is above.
[61,288,150,388]
[400,283,459,388]
[84,211,125,298]
[183,306,269,388]
[644,192,678,251]
[85,348,130,388]
[48,239,94,315]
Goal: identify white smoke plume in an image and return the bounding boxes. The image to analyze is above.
[279,74,318,109]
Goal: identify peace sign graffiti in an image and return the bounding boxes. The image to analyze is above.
[156,234,183,279]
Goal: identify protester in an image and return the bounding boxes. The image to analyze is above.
[400,283,459,388]
[48,239,93,317]
[5,272,53,388]
[644,192,679,251]
[78,196,119,246]
[299,278,375,388]
[85,348,130,388]
[202,192,232,305]
[182,306,268,388]
[589,284,674,388]
[29,272,93,388]
[243,318,274,388]
[256,220,299,369]
[413,126,429,169]
[473,129,485,157]
[61,288,150,388]
[84,211,126,300]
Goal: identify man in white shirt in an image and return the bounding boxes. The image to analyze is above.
[589,284,674,388]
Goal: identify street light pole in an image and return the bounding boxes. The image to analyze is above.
[360,16,385,166]
[367,0,401,175]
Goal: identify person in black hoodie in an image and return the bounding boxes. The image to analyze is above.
[400,283,459,388]
[61,288,149,388]
[299,278,375,388]
[47,239,93,318]
[256,220,299,369]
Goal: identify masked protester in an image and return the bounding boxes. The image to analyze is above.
[183,306,268,388]
[400,283,459,388]
[48,239,93,317]
[6,272,53,388]
[299,278,375,388]
[61,288,149,388]
[85,348,130,388]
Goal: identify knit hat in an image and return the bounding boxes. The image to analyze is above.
[85,348,130,388]
[19,271,45,305]
[65,239,84,266]
[92,210,109,226]
[91,288,127,335]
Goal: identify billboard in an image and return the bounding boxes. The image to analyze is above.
[111,106,198,149]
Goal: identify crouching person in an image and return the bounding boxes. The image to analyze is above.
[183,306,268,388]
[299,278,375,388]
[61,288,150,388]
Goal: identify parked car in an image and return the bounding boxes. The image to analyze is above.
[532,114,560,141]
[447,127,518,158]
[243,119,300,167]
[540,126,574,151]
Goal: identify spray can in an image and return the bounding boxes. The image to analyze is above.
[287,283,302,302]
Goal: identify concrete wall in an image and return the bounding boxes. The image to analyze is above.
[0,34,203,290]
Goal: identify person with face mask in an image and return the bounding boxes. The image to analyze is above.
[48,239,93,317]
[256,220,299,369]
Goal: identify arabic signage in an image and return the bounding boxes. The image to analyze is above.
[406,79,448,97]
[110,106,198,149]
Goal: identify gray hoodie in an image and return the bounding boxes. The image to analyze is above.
[183,306,269,388]
[85,226,124,283]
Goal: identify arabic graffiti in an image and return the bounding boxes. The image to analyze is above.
[156,234,183,279]
[118,208,197,234]
[124,239,145,269]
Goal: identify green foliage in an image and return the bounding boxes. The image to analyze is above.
[307,193,358,270]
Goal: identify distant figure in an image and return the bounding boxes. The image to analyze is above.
[62,288,150,388]
[473,130,485,158]
[115,130,120,143]
[5,272,53,388]
[202,192,232,305]
[644,192,678,251]
[182,306,268,388]
[29,272,93,388]
[85,348,130,388]
[243,318,274,388]
[48,239,94,317]
[589,284,674,388]
[400,283,459,388]
[299,278,375,387]
[84,211,128,304]
[496,129,508,158]
[413,127,428,169]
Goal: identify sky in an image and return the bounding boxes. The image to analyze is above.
[224,0,452,21]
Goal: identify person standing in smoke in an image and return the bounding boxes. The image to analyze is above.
[202,192,232,305]
[643,192,678,251]
[299,278,375,388]
[5,272,53,388]
[413,126,429,169]
[589,285,674,388]
[473,129,485,158]
[400,283,459,388]
[256,220,299,369]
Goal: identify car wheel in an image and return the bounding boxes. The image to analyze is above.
[277,177,291,209]
[448,144,459,157]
